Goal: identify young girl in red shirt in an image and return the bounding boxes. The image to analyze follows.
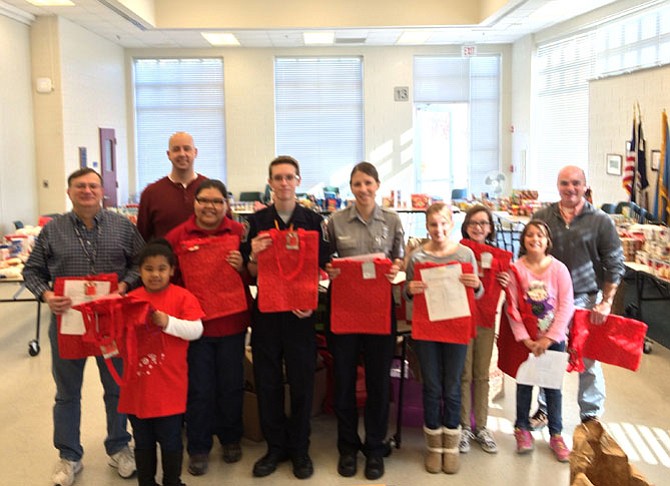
[119,240,204,486]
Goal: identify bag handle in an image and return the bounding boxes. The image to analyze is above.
[270,229,307,281]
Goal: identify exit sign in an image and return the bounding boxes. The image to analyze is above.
[461,45,477,57]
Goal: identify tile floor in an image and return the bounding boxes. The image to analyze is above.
[1,291,668,485]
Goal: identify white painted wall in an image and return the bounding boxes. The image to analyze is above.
[29,16,128,214]
[0,14,36,236]
[589,65,670,209]
[125,44,512,201]
[59,18,129,205]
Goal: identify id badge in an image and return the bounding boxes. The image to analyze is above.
[100,340,119,359]
[85,281,97,296]
[285,231,300,251]
[480,252,493,269]
[361,261,377,280]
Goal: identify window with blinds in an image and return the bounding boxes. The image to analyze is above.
[533,33,595,200]
[595,4,670,76]
[274,57,364,192]
[133,58,226,195]
[532,3,669,199]
[413,55,501,198]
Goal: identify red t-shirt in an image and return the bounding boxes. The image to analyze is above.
[118,284,204,418]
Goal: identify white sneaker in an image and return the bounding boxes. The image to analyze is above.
[52,458,83,486]
[108,445,136,478]
[475,427,498,454]
[459,427,475,453]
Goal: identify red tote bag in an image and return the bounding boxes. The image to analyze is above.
[411,261,476,344]
[53,273,118,359]
[568,309,648,372]
[257,229,320,313]
[497,265,539,378]
[460,239,513,327]
[74,295,153,386]
[175,235,248,319]
[330,258,393,335]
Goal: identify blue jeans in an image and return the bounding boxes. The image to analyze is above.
[413,339,468,430]
[516,340,565,436]
[186,332,245,455]
[538,294,606,420]
[49,315,131,461]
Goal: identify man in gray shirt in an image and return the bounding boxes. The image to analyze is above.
[531,165,625,426]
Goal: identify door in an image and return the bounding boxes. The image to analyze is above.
[99,128,118,208]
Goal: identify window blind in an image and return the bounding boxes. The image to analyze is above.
[274,57,364,192]
[133,58,226,196]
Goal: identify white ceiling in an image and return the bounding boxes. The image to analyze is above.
[1,0,624,48]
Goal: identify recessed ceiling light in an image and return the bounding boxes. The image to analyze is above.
[201,32,240,46]
[396,31,431,45]
[303,32,335,45]
[26,0,74,5]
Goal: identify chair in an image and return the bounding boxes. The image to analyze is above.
[451,188,467,201]
[239,191,263,202]
[600,203,616,214]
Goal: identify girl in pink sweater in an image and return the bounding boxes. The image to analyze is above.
[505,221,574,462]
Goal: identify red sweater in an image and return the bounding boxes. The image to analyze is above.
[137,174,208,241]
[165,215,251,337]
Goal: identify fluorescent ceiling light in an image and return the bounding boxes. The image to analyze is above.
[201,32,240,46]
[26,0,74,5]
[303,32,335,45]
[396,31,431,45]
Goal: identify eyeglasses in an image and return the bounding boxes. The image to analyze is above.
[270,174,299,183]
[466,221,491,228]
[195,197,226,207]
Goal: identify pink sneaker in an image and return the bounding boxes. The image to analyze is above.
[514,428,534,454]
[549,435,570,462]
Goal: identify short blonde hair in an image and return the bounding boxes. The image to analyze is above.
[425,202,452,222]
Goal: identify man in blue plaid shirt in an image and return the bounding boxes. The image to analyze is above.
[23,168,144,486]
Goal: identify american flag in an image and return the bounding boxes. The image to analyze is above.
[623,116,636,202]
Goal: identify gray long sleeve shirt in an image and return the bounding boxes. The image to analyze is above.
[532,201,625,297]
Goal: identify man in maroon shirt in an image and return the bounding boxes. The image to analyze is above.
[137,131,208,241]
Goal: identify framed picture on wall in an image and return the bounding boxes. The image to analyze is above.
[651,150,661,171]
[606,153,622,176]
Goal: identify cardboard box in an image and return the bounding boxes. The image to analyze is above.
[243,367,327,442]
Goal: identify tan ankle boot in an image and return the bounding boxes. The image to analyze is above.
[423,426,443,474]
[442,426,461,474]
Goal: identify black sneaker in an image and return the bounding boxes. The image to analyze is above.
[222,442,242,463]
[291,454,314,479]
[252,451,289,477]
[529,409,548,430]
[337,452,357,477]
[364,456,384,480]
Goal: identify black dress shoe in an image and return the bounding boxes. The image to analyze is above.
[337,452,357,477]
[364,456,384,480]
[291,454,314,479]
[252,451,289,477]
